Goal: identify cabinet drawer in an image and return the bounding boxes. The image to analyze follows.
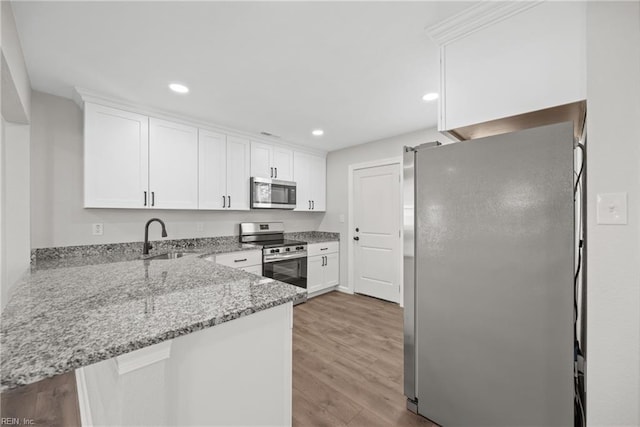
[307,241,339,257]
[215,250,262,268]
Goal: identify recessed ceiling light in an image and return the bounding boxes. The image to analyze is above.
[169,83,189,94]
[312,129,324,136]
[422,92,439,102]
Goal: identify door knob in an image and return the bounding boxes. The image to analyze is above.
[353,236,360,241]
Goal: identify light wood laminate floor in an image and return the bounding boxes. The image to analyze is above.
[0,368,81,427]
[293,291,434,427]
[1,291,434,426]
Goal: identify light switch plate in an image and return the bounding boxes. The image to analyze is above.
[597,192,628,225]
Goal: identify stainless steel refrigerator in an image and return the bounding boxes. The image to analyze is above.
[403,122,575,426]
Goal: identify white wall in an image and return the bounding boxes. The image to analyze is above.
[2,122,30,283]
[586,2,640,425]
[30,91,325,248]
[319,128,453,290]
[1,0,30,123]
[1,0,31,313]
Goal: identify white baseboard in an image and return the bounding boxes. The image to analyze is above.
[337,285,353,295]
[75,367,93,427]
[308,286,339,299]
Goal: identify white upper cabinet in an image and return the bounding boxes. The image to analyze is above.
[198,130,227,209]
[200,131,250,210]
[309,154,326,211]
[250,141,293,181]
[294,152,326,212]
[149,118,199,209]
[271,147,293,181]
[83,99,325,211]
[225,136,251,210]
[432,2,587,133]
[84,103,149,208]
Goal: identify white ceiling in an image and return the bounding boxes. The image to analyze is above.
[12,1,474,151]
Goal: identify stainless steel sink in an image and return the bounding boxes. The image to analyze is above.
[144,252,192,260]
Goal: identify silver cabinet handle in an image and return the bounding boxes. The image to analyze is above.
[144,191,147,206]
[228,195,231,208]
[151,192,155,207]
[234,258,247,263]
[270,167,273,178]
[275,167,278,178]
[223,195,226,208]
[312,200,315,210]
[320,248,328,251]
[321,256,324,266]
[308,200,311,210]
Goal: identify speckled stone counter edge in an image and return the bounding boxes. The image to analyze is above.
[31,231,340,264]
[1,291,306,391]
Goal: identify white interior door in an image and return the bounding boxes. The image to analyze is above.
[353,163,401,302]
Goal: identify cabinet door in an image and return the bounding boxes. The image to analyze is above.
[149,118,198,209]
[198,130,227,210]
[306,255,325,294]
[226,136,251,210]
[309,154,326,211]
[293,152,311,211]
[439,2,586,131]
[324,252,339,287]
[84,103,149,208]
[251,141,273,179]
[241,265,263,275]
[272,147,293,181]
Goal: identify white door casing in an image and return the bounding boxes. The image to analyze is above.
[352,162,402,303]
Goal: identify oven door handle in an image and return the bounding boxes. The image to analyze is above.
[263,253,307,263]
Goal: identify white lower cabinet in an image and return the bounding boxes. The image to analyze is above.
[306,242,339,296]
[241,264,263,275]
[215,250,262,275]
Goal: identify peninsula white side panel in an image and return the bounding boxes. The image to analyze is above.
[78,303,293,426]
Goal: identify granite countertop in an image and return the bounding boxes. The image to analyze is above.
[0,252,305,391]
[285,231,340,244]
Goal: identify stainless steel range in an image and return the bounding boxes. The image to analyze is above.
[240,222,307,290]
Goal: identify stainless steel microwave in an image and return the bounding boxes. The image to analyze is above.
[250,177,297,209]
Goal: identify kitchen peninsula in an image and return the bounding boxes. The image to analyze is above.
[1,243,306,426]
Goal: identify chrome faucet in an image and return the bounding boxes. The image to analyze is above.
[143,218,168,255]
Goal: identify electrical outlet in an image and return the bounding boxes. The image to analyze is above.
[92,223,104,236]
